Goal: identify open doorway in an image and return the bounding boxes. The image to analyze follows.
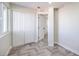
[38,14,48,46]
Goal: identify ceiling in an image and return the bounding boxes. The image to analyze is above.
[12,2,68,12]
[12,2,49,9]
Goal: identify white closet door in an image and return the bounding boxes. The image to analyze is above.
[24,13,36,43]
[13,11,25,47]
[13,11,36,46]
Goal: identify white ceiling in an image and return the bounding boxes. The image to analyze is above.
[12,2,49,11]
[12,2,68,11]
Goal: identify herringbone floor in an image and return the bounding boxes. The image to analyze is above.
[8,40,78,56]
[8,34,78,56]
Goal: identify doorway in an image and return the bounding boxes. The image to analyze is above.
[38,14,48,46]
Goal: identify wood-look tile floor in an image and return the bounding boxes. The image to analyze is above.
[8,41,78,56]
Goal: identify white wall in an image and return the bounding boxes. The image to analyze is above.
[59,3,79,55]
[0,33,11,56]
[48,7,54,46]
[0,3,11,56]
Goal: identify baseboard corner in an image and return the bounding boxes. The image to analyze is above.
[5,46,12,56]
[57,43,79,55]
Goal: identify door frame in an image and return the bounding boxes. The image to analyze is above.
[36,12,48,42]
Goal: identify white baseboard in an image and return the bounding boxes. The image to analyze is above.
[4,46,12,56]
[57,43,79,55]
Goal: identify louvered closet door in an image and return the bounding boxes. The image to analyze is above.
[24,13,36,43]
[13,11,36,47]
[13,11,25,47]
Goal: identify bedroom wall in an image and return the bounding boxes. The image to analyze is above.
[48,7,54,46]
[58,3,79,55]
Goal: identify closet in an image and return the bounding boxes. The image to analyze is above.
[12,10,36,47]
